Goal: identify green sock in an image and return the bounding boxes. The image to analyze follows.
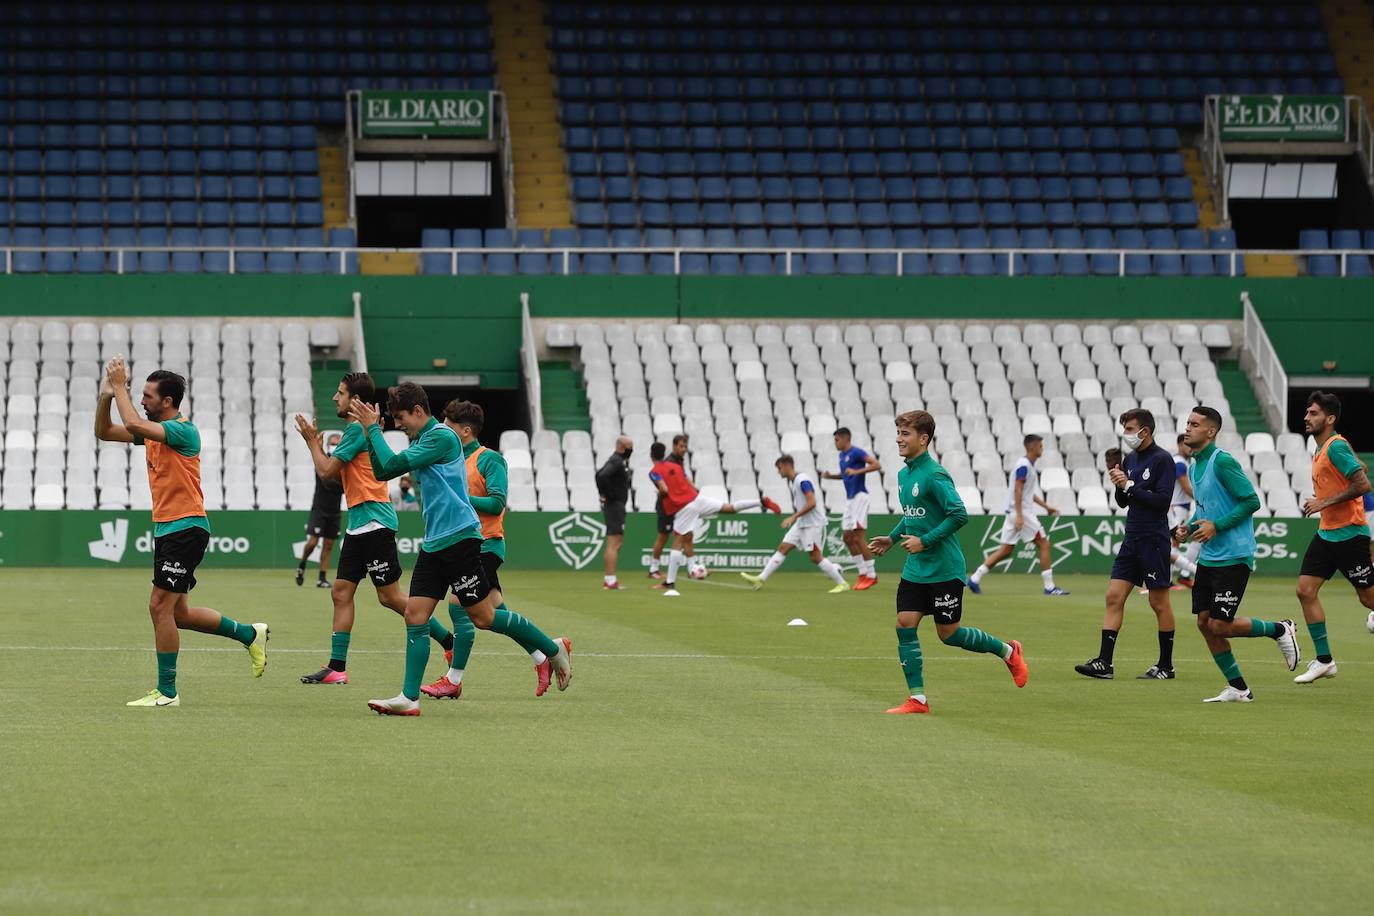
[428,616,454,651]
[941,625,1008,658]
[447,603,476,669]
[157,651,177,698]
[1247,618,1281,638]
[1307,621,1332,661]
[329,631,350,670]
[1211,650,1246,689]
[896,627,924,693]
[215,614,256,646]
[490,608,559,658]
[403,623,430,700]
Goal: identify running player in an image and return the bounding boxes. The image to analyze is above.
[423,400,553,699]
[967,434,1069,597]
[1176,407,1300,702]
[296,434,343,588]
[1293,391,1374,683]
[820,427,881,589]
[351,383,571,716]
[648,435,697,577]
[96,358,266,707]
[294,372,454,685]
[740,454,848,593]
[1169,434,1199,588]
[1075,408,1179,680]
[650,448,778,597]
[868,410,1027,715]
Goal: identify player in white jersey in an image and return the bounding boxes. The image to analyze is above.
[740,454,849,593]
[1168,434,1199,587]
[967,434,1070,596]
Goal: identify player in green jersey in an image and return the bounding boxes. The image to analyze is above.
[869,410,1028,715]
[1175,407,1300,703]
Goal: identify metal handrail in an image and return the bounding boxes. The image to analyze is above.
[498,91,515,230]
[519,291,543,435]
[351,290,368,374]
[4,245,1372,277]
[1241,290,1286,432]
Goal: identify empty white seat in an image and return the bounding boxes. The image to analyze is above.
[1201,324,1232,349]
[1245,432,1276,454]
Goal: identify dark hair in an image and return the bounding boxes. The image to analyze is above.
[1307,390,1341,421]
[340,371,375,403]
[834,427,851,439]
[672,433,689,446]
[1024,433,1043,447]
[1190,405,1224,431]
[896,409,935,439]
[442,399,484,433]
[775,454,795,467]
[1119,407,1155,433]
[387,382,430,416]
[650,442,666,461]
[146,369,185,408]
[1103,447,1123,469]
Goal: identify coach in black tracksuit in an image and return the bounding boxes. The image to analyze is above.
[1076,407,1180,681]
[595,436,634,589]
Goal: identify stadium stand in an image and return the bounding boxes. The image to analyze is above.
[0,318,339,510]
[517,319,1315,519]
[0,2,493,273]
[533,0,1341,276]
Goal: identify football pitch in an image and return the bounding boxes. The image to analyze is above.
[2,567,1370,915]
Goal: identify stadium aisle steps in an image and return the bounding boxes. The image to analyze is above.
[491,0,573,228]
[359,252,418,275]
[1245,253,1298,277]
[313,359,351,422]
[318,145,351,231]
[1320,1,1374,110]
[1182,149,1218,231]
[1216,360,1268,436]
[539,360,590,433]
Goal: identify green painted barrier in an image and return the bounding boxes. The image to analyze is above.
[0,510,1317,577]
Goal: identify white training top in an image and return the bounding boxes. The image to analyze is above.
[1170,454,1191,507]
[1004,456,1039,516]
[790,471,826,527]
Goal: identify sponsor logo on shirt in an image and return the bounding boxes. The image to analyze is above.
[910,482,921,498]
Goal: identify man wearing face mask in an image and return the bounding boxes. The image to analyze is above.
[595,436,634,590]
[1075,408,1180,681]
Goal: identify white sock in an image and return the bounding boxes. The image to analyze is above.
[818,558,846,585]
[445,668,464,685]
[1041,568,1055,590]
[1001,643,1014,660]
[649,558,660,573]
[603,574,616,585]
[758,551,785,581]
[731,498,760,511]
[971,563,990,584]
[912,693,926,703]
[1175,553,1197,577]
[666,549,684,585]
[530,650,547,665]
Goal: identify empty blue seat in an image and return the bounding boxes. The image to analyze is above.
[487,253,517,275]
[1306,255,1339,277]
[518,253,550,275]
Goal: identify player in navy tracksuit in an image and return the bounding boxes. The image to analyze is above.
[1076,408,1181,680]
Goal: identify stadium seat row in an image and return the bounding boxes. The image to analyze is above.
[0,201,325,228]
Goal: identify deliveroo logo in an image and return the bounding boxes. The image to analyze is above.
[548,513,606,570]
[89,519,129,563]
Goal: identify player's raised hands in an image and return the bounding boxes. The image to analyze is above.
[348,396,380,428]
[1108,467,1128,490]
[106,356,129,388]
[294,413,319,442]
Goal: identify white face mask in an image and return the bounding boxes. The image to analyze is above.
[1122,431,1144,451]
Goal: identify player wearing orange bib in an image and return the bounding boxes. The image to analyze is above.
[1293,391,1374,684]
[422,400,556,699]
[294,373,454,685]
[96,358,267,708]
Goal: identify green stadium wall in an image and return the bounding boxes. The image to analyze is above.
[0,275,1368,380]
[0,510,1315,576]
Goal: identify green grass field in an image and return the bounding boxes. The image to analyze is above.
[2,567,1371,915]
